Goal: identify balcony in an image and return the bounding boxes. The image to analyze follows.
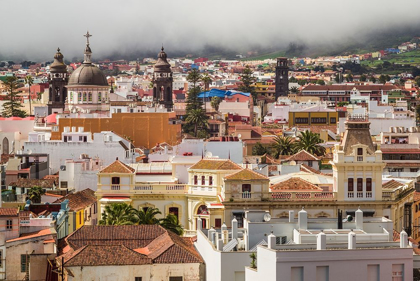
[190,186,218,196]
[98,184,188,194]
[271,192,336,201]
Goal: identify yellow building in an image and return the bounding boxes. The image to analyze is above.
[51,112,181,149]
[289,106,338,127]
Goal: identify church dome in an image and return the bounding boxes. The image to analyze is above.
[50,48,67,73]
[68,64,108,86]
[154,47,171,72]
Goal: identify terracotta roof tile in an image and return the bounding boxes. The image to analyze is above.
[382,179,405,190]
[414,191,420,202]
[225,168,269,181]
[0,208,19,217]
[271,177,322,191]
[7,228,52,242]
[100,160,135,174]
[285,150,319,162]
[54,189,96,212]
[189,159,242,170]
[10,178,57,189]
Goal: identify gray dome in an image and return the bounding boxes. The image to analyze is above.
[68,64,108,86]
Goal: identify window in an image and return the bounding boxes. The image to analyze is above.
[242,184,251,193]
[88,92,92,102]
[316,266,329,281]
[330,117,336,124]
[194,175,198,185]
[83,92,87,101]
[209,176,213,186]
[215,218,222,228]
[79,136,83,141]
[98,92,102,102]
[410,168,419,173]
[201,176,205,185]
[197,205,209,215]
[308,161,313,167]
[79,212,82,224]
[21,254,30,272]
[367,265,379,281]
[311,117,326,124]
[295,117,308,124]
[348,178,354,192]
[169,277,183,281]
[0,250,2,267]
[357,148,363,155]
[366,178,372,192]
[78,92,82,101]
[392,264,404,281]
[6,220,12,230]
[94,203,97,214]
[84,210,87,222]
[291,267,304,281]
[135,278,142,281]
[169,207,179,219]
[357,178,363,191]
[111,177,120,185]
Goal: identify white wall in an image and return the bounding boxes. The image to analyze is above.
[338,117,416,136]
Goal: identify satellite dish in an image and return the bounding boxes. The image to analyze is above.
[205,151,213,158]
[343,215,353,223]
[290,160,297,166]
[26,149,32,155]
[263,213,271,222]
[237,134,242,140]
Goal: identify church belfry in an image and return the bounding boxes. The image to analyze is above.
[152,47,173,110]
[275,57,289,99]
[48,48,68,114]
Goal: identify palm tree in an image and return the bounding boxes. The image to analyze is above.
[290,86,299,94]
[295,131,326,156]
[185,108,208,137]
[201,73,212,91]
[160,213,184,235]
[24,75,33,116]
[136,207,161,225]
[271,136,295,158]
[99,203,138,225]
[210,96,221,112]
[27,186,45,203]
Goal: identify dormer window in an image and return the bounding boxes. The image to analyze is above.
[357,148,363,161]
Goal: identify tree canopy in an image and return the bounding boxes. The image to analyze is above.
[2,76,26,117]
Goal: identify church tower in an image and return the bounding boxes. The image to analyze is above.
[48,48,68,114]
[331,115,385,202]
[275,57,289,99]
[152,47,173,110]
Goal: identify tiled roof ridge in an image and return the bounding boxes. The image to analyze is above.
[270,176,321,191]
[100,159,135,173]
[165,230,203,262]
[285,149,319,161]
[225,168,269,180]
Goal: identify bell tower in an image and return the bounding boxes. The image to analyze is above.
[275,57,289,99]
[152,47,173,110]
[48,48,68,114]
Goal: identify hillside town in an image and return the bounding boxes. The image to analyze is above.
[0,29,420,281]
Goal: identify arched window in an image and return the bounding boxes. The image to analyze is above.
[70,92,73,102]
[83,92,87,102]
[2,138,9,155]
[197,205,209,215]
[153,87,157,99]
[88,92,92,102]
[98,92,102,102]
[78,92,82,102]
[169,207,179,219]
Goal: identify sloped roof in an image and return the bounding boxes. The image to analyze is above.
[270,177,322,191]
[225,168,269,181]
[62,225,203,266]
[100,160,135,174]
[0,208,19,217]
[53,189,96,212]
[189,159,242,170]
[285,150,319,162]
[10,178,57,189]
[7,228,52,243]
[382,179,405,190]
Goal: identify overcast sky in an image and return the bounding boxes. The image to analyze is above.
[1,0,419,61]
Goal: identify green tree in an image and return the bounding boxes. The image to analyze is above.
[210,96,221,112]
[252,142,268,156]
[297,79,307,86]
[2,76,26,117]
[295,131,326,156]
[99,203,138,225]
[201,73,212,91]
[379,75,387,84]
[415,76,420,87]
[289,76,298,83]
[271,136,295,158]
[250,252,257,269]
[370,76,377,83]
[360,74,367,82]
[290,86,299,94]
[27,186,45,203]
[185,108,208,137]
[136,207,162,225]
[334,74,340,83]
[316,80,325,85]
[24,75,33,116]
[238,66,257,105]
[159,213,184,235]
[345,74,353,82]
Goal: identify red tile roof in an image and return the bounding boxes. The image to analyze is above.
[285,150,319,162]
[62,225,203,266]
[224,168,269,181]
[54,189,96,212]
[0,208,19,217]
[382,180,405,190]
[271,177,322,191]
[189,159,242,170]
[7,228,52,242]
[100,160,135,174]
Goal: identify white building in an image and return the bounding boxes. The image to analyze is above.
[58,157,104,191]
[24,131,137,174]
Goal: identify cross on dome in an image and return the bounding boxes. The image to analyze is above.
[84,31,92,45]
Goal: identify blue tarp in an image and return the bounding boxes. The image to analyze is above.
[198,89,250,98]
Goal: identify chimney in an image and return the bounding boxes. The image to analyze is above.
[232,217,238,240]
[348,230,356,249]
[355,208,363,230]
[400,230,408,248]
[217,234,224,251]
[317,230,326,250]
[197,217,202,231]
[267,232,276,249]
[208,227,216,244]
[298,207,307,230]
[289,210,295,223]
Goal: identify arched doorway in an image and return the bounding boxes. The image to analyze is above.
[2,138,9,155]
[195,205,209,230]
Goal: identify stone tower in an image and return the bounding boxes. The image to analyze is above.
[152,47,173,110]
[48,48,68,114]
[275,57,289,99]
